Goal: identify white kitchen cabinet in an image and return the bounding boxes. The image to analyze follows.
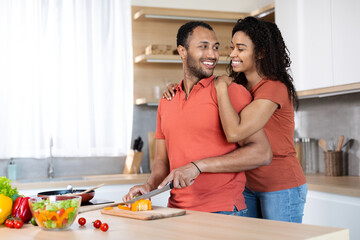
[276,0,360,96]
[331,0,360,86]
[303,190,360,240]
[276,0,333,91]
[275,0,301,91]
[300,0,333,90]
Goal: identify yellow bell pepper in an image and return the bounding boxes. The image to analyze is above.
[0,194,13,224]
[131,199,151,211]
[118,205,130,210]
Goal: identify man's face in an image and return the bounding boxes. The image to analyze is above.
[184,27,219,79]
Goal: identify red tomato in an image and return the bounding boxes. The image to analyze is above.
[5,219,14,228]
[62,218,68,226]
[100,223,109,232]
[78,217,86,226]
[57,208,65,216]
[93,219,102,229]
[14,219,23,229]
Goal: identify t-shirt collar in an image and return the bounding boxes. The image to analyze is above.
[175,75,215,92]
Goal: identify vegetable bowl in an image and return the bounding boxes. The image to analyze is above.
[28,195,81,230]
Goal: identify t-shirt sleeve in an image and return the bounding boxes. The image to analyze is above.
[253,81,288,109]
[154,100,165,139]
[227,83,252,113]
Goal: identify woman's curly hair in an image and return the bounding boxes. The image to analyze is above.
[228,17,299,109]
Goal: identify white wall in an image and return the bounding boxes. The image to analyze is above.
[131,0,274,13]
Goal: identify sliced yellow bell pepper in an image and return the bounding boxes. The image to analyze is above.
[0,194,13,224]
[131,199,151,211]
[118,205,130,210]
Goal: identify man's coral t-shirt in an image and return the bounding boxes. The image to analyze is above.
[155,76,251,212]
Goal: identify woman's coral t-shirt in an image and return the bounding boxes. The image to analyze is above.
[245,79,306,192]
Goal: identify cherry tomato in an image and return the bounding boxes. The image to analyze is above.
[5,219,14,228]
[93,219,102,229]
[78,217,86,226]
[14,219,24,229]
[100,223,109,232]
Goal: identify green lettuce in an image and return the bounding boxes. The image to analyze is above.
[0,176,19,201]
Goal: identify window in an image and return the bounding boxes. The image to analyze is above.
[0,0,133,158]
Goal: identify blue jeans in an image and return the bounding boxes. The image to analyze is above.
[243,184,307,223]
[213,206,248,217]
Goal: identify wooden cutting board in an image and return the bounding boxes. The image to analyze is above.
[101,206,186,220]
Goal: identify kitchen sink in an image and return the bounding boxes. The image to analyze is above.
[17,176,85,183]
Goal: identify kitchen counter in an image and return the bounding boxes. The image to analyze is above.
[11,173,151,190]
[0,206,349,240]
[306,173,360,198]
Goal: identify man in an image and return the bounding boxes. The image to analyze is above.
[123,21,272,215]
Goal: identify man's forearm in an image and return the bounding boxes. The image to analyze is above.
[195,129,272,173]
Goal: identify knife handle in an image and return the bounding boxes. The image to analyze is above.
[169,181,174,189]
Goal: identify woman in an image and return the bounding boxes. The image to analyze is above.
[163,17,307,223]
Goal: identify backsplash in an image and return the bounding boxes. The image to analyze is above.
[0,156,126,180]
[132,105,158,173]
[295,92,360,176]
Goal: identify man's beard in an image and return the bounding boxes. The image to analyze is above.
[186,53,214,80]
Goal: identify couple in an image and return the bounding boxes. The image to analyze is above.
[124,17,307,223]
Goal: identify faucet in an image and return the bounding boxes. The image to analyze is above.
[48,136,54,178]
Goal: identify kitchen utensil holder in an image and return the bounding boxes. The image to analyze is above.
[324,151,343,176]
[295,138,319,173]
[123,150,143,174]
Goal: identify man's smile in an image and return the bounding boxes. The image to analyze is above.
[201,59,216,69]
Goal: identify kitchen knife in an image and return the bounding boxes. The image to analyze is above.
[137,139,144,151]
[133,137,140,150]
[125,182,173,204]
[78,182,173,214]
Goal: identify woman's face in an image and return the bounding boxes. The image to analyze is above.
[229,31,257,74]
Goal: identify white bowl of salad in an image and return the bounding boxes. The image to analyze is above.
[28,195,81,230]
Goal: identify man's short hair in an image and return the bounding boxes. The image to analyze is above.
[176,21,213,49]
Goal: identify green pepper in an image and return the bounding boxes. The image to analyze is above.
[30,217,38,226]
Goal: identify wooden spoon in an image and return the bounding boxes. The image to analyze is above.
[66,183,105,196]
[318,138,328,152]
[336,135,345,151]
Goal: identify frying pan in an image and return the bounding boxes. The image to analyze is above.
[37,189,95,203]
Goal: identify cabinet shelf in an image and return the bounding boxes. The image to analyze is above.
[298,82,360,99]
[135,98,159,106]
[135,54,230,64]
[133,7,247,23]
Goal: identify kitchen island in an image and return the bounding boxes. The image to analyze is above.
[1,206,348,240]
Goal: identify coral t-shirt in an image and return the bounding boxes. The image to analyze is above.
[155,76,251,212]
[245,79,306,192]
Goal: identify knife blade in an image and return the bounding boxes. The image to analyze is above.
[78,182,174,214]
[125,182,173,204]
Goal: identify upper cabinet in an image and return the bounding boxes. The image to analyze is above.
[132,4,275,105]
[276,0,360,98]
[331,0,360,86]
